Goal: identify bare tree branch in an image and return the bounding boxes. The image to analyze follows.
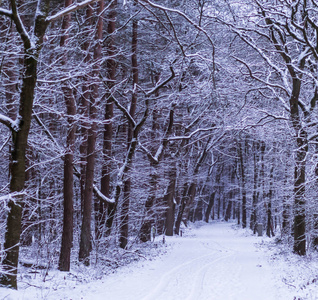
[33,113,114,204]
[0,8,13,18]
[0,114,15,130]
[47,0,102,22]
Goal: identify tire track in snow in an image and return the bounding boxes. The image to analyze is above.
[141,249,226,300]
[185,251,234,300]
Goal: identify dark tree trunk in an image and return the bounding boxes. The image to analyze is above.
[174,139,210,233]
[164,164,177,236]
[79,1,104,264]
[224,200,232,222]
[217,196,221,220]
[266,166,275,238]
[194,198,203,221]
[0,1,49,289]
[139,163,158,242]
[59,0,75,272]
[119,7,138,249]
[78,6,93,215]
[238,141,247,228]
[174,182,196,234]
[290,79,307,255]
[282,166,291,235]
[205,192,215,223]
[174,183,189,234]
[225,165,235,222]
[79,110,97,265]
[102,0,117,236]
[250,141,259,233]
[293,132,307,255]
[0,0,50,289]
[139,100,174,241]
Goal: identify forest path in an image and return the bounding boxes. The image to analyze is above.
[2,222,285,300]
[83,222,281,300]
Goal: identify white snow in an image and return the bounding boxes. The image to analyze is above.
[1,222,317,299]
[0,114,14,128]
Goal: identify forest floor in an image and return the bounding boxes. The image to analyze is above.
[2,221,318,299]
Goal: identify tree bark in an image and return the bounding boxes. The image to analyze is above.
[0,0,50,289]
[266,166,275,238]
[164,163,177,236]
[250,141,259,233]
[293,131,307,255]
[101,0,117,236]
[79,0,104,264]
[238,140,247,228]
[59,0,75,272]
[119,3,138,249]
[291,82,307,255]
[139,98,174,241]
[205,191,215,223]
[263,10,307,255]
[79,6,93,215]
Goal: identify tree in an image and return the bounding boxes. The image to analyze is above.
[0,0,103,288]
[217,0,318,255]
[58,0,76,272]
[79,0,104,265]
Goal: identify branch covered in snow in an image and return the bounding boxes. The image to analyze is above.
[139,103,175,164]
[0,114,20,132]
[112,96,136,127]
[33,113,114,204]
[93,184,115,204]
[168,127,216,142]
[144,66,175,96]
[7,0,32,49]
[0,114,13,129]
[73,166,115,204]
[140,0,215,48]
[0,8,13,18]
[47,0,102,22]
[0,192,26,204]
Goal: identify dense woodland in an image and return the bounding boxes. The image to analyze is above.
[1,0,318,290]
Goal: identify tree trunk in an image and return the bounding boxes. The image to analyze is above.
[175,139,210,233]
[119,6,138,249]
[101,0,117,236]
[205,192,215,223]
[194,197,203,221]
[139,162,158,242]
[293,130,307,255]
[59,0,75,272]
[79,6,93,215]
[290,79,307,255]
[174,182,188,234]
[164,163,177,236]
[238,140,247,228]
[224,200,232,222]
[266,166,275,238]
[139,95,174,241]
[0,0,50,288]
[79,1,104,264]
[250,141,259,232]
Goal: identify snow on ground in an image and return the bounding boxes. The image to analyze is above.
[1,221,318,299]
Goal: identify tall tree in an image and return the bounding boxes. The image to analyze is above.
[0,0,103,288]
[101,0,117,236]
[79,0,104,265]
[219,0,318,255]
[59,0,76,272]
[120,0,139,249]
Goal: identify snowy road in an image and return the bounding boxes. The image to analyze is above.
[78,222,280,300]
[2,222,284,300]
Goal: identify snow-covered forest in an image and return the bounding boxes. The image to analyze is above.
[1,0,318,296]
